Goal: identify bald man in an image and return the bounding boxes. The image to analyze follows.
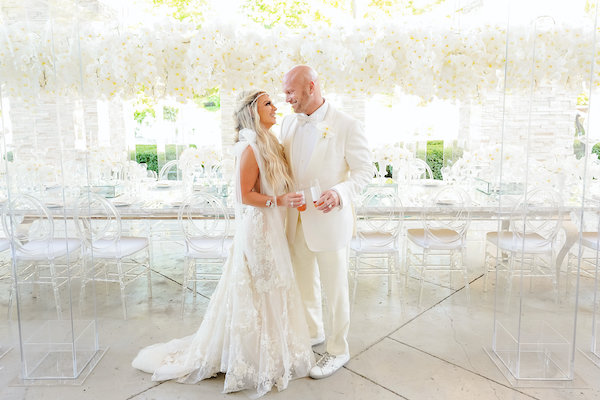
[280,65,372,379]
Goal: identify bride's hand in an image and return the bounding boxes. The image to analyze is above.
[278,192,305,208]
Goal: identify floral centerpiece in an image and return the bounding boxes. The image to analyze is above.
[179,146,221,174]
[179,146,222,193]
[371,143,415,181]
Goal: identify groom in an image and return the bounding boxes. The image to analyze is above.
[280,65,372,379]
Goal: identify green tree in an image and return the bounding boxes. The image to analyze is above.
[193,88,221,112]
[151,0,207,22]
[163,106,179,122]
[365,0,448,18]
[242,0,353,28]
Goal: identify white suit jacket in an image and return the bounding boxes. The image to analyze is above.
[281,104,372,252]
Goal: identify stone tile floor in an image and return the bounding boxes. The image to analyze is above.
[0,237,599,400]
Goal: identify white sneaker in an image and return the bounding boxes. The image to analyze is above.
[310,335,325,347]
[309,352,350,379]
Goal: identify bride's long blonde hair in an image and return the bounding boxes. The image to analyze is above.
[234,90,294,193]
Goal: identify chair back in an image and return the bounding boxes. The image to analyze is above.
[158,160,180,181]
[178,192,229,254]
[74,192,122,250]
[146,169,158,180]
[1,194,54,256]
[407,158,433,180]
[510,187,563,242]
[356,188,403,248]
[423,186,471,245]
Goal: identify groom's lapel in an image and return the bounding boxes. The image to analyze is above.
[302,107,336,182]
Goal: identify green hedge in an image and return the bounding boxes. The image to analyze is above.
[414,141,463,180]
[593,142,600,160]
[130,144,191,175]
[132,145,158,172]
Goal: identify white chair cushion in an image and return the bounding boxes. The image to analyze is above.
[186,237,232,259]
[90,237,149,258]
[350,232,399,253]
[486,231,551,254]
[407,228,463,250]
[581,232,600,251]
[16,238,81,260]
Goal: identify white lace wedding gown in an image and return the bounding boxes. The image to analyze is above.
[132,129,314,397]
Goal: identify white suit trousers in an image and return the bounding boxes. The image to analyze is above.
[290,218,350,357]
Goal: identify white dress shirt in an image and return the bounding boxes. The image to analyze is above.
[292,101,329,178]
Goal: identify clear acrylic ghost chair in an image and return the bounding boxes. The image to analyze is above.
[350,188,403,305]
[146,169,158,180]
[407,158,434,180]
[484,188,563,297]
[405,186,471,305]
[74,193,152,319]
[179,192,232,316]
[158,160,181,181]
[2,194,82,319]
[565,209,599,294]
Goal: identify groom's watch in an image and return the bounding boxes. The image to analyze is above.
[265,199,275,208]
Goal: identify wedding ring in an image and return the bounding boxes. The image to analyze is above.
[291,201,294,207]
[328,203,333,208]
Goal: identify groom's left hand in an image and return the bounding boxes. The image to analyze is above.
[317,190,339,213]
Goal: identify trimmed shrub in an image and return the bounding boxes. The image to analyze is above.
[593,142,600,160]
[132,145,158,173]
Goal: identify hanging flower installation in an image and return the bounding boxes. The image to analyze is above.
[0,11,597,102]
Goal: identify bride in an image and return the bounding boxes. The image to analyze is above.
[132,89,314,397]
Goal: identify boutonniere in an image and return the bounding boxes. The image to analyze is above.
[317,122,334,140]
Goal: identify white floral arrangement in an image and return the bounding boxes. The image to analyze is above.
[1,7,597,103]
[88,147,125,170]
[371,143,415,173]
[179,146,222,173]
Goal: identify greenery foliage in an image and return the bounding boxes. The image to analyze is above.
[151,0,207,22]
[193,88,220,111]
[242,0,311,28]
[163,106,179,122]
[134,108,156,124]
[416,141,463,180]
[133,145,158,172]
[593,142,600,160]
[132,144,193,175]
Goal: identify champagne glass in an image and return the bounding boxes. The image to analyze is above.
[296,188,307,212]
[309,179,322,207]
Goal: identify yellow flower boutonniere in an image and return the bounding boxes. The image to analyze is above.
[318,123,333,140]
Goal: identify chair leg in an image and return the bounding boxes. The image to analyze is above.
[7,279,14,320]
[49,260,63,320]
[146,247,152,298]
[461,247,470,301]
[419,249,428,306]
[182,257,190,317]
[387,255,395,296]
[405,247,411,287]
[565,252,572,295]
[116,260,127,320]
[79,258,87,312]
[450,252,455,289]
[484,241,491,292]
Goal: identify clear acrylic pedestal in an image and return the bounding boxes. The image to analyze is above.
[485,229,579,387]
[19,320,103,382]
